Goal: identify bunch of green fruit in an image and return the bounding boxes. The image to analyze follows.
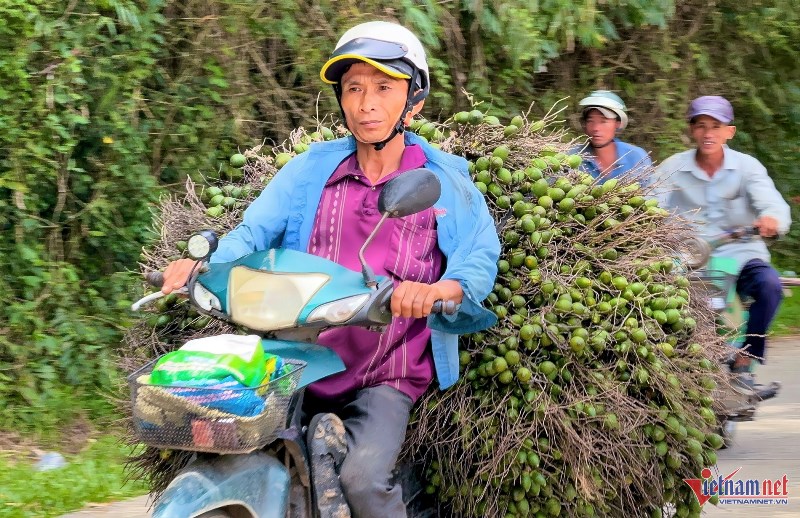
[125,109,726,516]
[403,107,727,518]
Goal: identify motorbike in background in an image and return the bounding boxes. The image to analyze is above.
[129,168,450,518]
[682,227,791,447]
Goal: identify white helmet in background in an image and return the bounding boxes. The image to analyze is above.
[579,90,629,130]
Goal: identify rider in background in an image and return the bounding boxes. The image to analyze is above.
[654,95,791,378]
[575,90,652,180]
[160,20,499,518]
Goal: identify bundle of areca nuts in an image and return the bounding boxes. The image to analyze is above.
[124,105,728,518]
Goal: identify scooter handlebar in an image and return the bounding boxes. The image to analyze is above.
[431,299,457,315]
[145,271,164,288]
[130,270,188,311]
[780,277,800,287]
[709,226,773,248]
[739,226,775,241]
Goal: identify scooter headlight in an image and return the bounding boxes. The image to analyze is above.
[228,267,330,330]
[307,294,370,324]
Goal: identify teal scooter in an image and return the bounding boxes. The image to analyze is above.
[130,169,452,518]
[684,227,784,447]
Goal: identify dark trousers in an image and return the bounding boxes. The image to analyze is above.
[302,385,413,518]
[736,259,784,362]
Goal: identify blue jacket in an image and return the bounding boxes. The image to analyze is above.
[210,132,500,389]
[575,138,652,180]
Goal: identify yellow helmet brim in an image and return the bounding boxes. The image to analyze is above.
[320,54,411,85]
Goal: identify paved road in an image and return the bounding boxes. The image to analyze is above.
[59,496,151,518]
[62,339,800,517]
[701,337,800,517]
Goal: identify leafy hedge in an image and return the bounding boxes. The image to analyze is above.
[0,0,163,427]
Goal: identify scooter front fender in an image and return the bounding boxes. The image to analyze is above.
[153,452,289,518]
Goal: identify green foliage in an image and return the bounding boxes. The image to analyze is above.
[0,1,163,426]
[772,287,800,337]
[399,0,675,112]
[0,435,147,517]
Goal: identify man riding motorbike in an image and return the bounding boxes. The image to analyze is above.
[654,95,791,386]
[574,90,652,180]
[159,20,500,518]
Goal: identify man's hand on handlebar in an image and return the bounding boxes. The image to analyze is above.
[391,279,463,319]
[161,258,200,294]
[754,216,779,238]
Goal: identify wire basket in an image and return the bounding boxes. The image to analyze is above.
[128,358,305,454]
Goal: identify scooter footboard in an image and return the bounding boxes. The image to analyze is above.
[153,451,289,518]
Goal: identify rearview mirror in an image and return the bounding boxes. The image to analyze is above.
[378,168,441,217]
[680,236,711,270]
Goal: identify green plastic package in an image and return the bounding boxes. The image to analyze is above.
[150,334,267,387]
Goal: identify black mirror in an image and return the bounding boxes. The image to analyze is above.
[378,168,441,218]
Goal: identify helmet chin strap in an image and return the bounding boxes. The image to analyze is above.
[334,68,426,152]
[371,118,405,151]
[371,68,422,151]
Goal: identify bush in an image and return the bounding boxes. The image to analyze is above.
[0,0,162,427]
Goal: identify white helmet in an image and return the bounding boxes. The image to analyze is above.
[578,90,629,130]
[320,21,429,97]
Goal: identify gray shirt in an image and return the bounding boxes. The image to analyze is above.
[654,147,791,271]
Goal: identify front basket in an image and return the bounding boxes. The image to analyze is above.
[128,357,305,454]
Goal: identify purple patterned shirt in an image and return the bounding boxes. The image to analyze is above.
[305,145,444,403]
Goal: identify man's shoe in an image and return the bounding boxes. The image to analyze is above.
[307,413,351,518]
[730,371,781,401]
[731,371,759,397]
[754,381,781,401]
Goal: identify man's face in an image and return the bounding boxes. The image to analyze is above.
[339,62,421,144]
[690,115,736,156]
[582,109,620,148]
